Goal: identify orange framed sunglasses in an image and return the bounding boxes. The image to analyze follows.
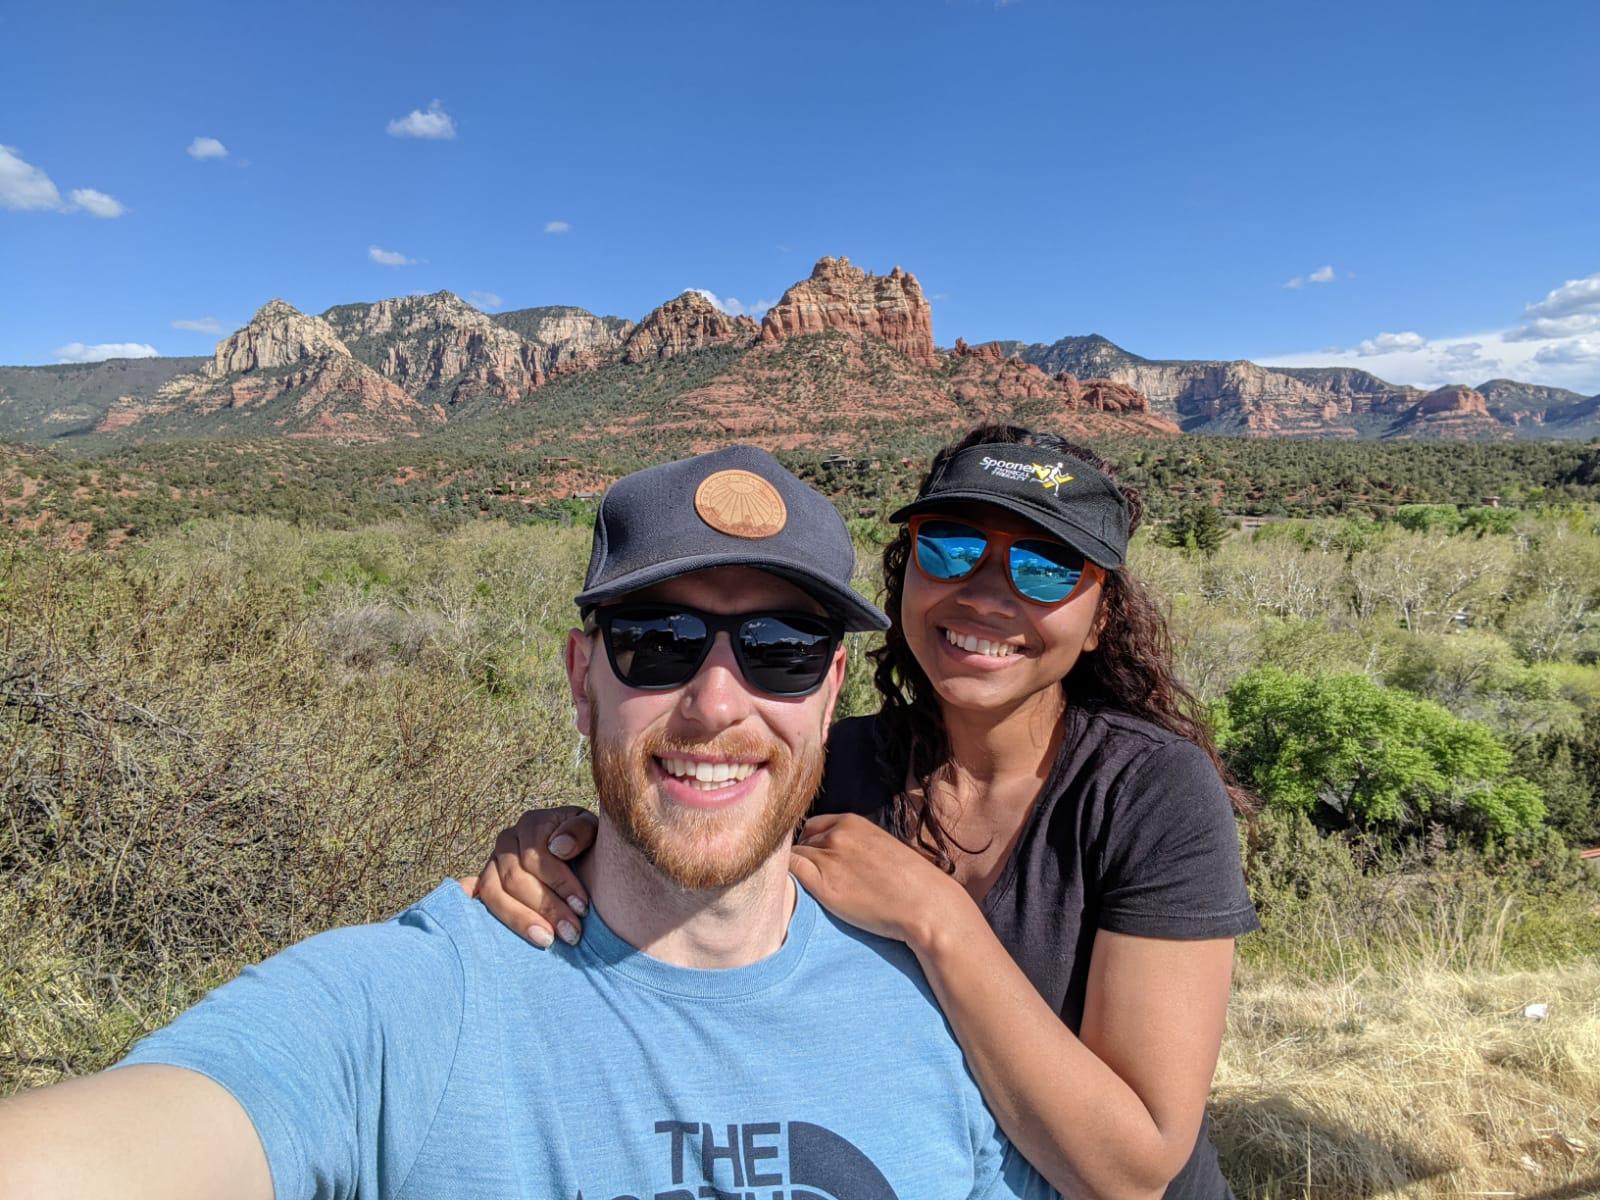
[908,514,1104,606]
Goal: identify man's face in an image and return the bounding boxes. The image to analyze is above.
[566,567,847,890]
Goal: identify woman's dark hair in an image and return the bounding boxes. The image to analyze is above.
[872,423,1255,871]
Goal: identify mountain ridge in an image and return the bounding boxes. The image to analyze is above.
[4,259,1596,447]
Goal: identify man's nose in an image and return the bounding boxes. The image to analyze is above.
[676,632,754,730]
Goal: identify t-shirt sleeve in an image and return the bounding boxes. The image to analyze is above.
[1095,738,1260,939]
[113,903,466,1200]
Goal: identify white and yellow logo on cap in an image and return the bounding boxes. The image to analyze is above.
[979,456,1074,496]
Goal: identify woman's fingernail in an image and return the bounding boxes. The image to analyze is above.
[549,834,576,857]
[527,925,554,949]
[567,894,587,916]
[557,920,580,946]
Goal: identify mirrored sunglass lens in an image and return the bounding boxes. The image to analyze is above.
[609,611,709,686]
[916,521,988,580]
[739,616,835,693]
[1010,541,1085,603]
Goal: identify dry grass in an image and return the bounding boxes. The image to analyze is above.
[1214,960,1600,1198]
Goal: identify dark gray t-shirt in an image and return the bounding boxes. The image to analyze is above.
[815,705,1259,1200]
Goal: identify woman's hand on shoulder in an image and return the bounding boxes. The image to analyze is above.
[459,806,598,949]
[790,813,971,948]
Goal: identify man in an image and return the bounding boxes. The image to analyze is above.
[0,445,1050,1200]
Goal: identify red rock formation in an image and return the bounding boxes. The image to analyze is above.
[953,338,1005,361]
[620,291,759,363]
[760,257,936,365]
[1416,384,1490,417]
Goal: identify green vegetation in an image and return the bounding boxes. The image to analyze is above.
[5,463,1600,1198]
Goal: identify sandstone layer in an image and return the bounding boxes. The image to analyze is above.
[323,292,547,404]
[620,291,759,363]
[760,257,936,365]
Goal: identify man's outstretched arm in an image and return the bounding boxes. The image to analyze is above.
[0,1064,272,1200]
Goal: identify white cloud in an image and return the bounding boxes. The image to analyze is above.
[53,341,159,363]
[544,220,571,235]
[2,147,126,217]
[172,317,225,333]
[687,289,774,319]
[1525,272,1600,321]
[466,291,503,311]
[368,245,415,266]
[69,188,126,218]
[387,100,456,140]
[1533,338,1600,367]
[1356,331,1427,356]
[187,137,228,160]
[0,145,63,210]
[1283,264,1336,290]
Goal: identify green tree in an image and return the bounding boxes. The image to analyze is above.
[1215,666,1546,838]
[1161,503,1226,557]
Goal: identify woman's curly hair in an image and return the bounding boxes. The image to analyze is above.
[871,423,1254,871]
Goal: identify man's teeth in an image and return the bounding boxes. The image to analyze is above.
[659,758,760,789]
[944,628,1019,658]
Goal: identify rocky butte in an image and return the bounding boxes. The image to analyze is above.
[760,256,937,365]
[621,291,759,364]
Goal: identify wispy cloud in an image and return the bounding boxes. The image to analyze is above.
[0,145,63,210]
[387,100,456,140]
[69,188,126,219]
[1355,331,1426,356]
[1259,267,1600,394]
[1283,264,1336,289]
[172,317,226,334]
[1,147,126,217]
[465,291,503,311]
[54,341,159,363]
[688,289,775,319]
[187,137,228,160]
[1506,270,1600,342]
[544,220,571,235]
[368,245,415,266]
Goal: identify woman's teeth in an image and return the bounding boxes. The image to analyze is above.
[659,758,760,790]
[944,628,1019,658]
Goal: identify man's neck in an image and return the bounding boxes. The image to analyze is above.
[578,824,798,969]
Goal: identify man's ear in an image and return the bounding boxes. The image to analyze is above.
[565,628,595,738]
[817,641,849,729]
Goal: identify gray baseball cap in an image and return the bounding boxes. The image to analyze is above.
[576,445,890,633]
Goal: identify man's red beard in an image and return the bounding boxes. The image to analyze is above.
[590,726,824,891]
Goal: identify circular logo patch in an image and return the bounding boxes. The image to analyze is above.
[695,469,788,539]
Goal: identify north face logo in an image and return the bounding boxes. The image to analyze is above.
[579,1119,900,1200]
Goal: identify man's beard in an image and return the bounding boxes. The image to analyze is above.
[591,725,825,891]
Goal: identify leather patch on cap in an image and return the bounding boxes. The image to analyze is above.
[694,469,788,539]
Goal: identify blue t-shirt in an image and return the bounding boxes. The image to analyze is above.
[117,879,1052,1200]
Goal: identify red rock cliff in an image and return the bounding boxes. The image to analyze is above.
[621,291,759,364]
[760,257,936,365]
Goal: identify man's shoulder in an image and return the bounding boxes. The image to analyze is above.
[798,889,940,1009]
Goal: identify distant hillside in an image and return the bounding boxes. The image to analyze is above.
[0,357,206,441]
[2,257,1597,448]
[1015,336,1600,440]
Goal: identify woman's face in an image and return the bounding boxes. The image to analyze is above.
[899,502,1104,720]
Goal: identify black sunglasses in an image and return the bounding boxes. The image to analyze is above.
[587,604,844,697]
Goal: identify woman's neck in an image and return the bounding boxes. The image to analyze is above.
[939,686,1066,797]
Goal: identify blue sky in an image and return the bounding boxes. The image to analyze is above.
[4,0,1600,393]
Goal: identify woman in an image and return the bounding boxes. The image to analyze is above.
[468,424,1259,1200]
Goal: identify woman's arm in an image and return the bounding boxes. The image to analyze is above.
[791,814,1234,1200]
